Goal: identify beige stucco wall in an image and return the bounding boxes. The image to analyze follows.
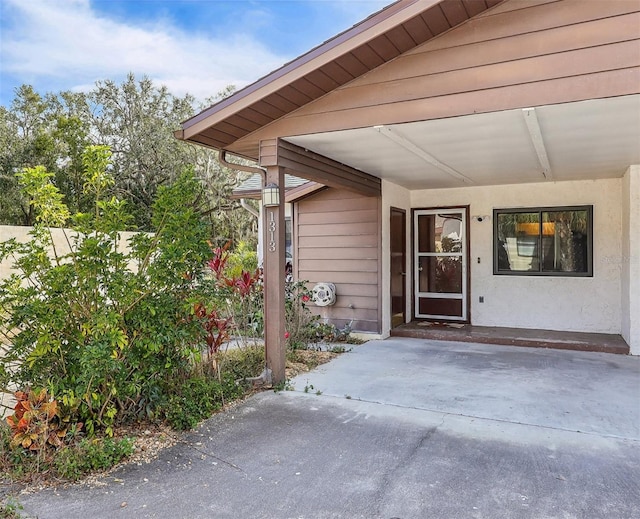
[0,226,140,281]
[402,178,623,335]
[621,166,640,355]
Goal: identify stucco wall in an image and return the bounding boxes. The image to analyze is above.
[0,226,141,281]
[621,166,640,354]
[406,178,623,335]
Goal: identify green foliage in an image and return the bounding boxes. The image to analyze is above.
[0,419,132,483]
[204,242,263,342]
[162,374,242,431]
[225,241,258,279]
[0,76,258,245]
[219,345,265,382]
[285,281,319,350]
[53,437,134,481]
[0,146,211,434]
[0,497,23,519]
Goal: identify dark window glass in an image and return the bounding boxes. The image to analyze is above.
[494,206,592,277]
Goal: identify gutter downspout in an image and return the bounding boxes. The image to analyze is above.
[240,198,262,268]
[240,198,259,218]
[219,150,265,178]
[220,149,264,267]
[217,150,276,386]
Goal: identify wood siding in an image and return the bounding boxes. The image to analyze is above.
[181,0,503,151]
[228,0,640,155]
[294,188,381,333]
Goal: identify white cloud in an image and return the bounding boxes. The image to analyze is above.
[1,0,291,101]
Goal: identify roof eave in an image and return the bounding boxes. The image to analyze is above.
[179,0,438,141]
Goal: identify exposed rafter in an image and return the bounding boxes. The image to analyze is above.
[522,107,553,180]
[374,125,474,185]
[259,139,381,197]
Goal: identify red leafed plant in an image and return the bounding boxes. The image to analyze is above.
[6,388,76,451]
[225,269,260,297]
[207,241,230,280]
[194,302,233,357]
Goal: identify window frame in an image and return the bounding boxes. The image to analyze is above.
[493,205,593,277]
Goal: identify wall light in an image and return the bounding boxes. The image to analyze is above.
[262,183,280,207]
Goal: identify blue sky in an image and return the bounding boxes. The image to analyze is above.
[0,0,390,108]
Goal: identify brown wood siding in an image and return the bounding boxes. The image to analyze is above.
[294,188,381,333]
[228,0,640,152]
[182,0,505,151]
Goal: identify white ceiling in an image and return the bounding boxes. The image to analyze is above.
[287,95,640,190]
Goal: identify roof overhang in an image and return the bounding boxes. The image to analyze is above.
[178,0,639,191]
[286,94,640,189]
[231,174,325,201]
[177,0,504,155]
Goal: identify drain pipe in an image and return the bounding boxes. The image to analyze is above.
[218,150,273,386]
[219,150,265,178]
[219,149,263,265]
[240,198,259,218]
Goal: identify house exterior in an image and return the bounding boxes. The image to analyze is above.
[178,0,640,379]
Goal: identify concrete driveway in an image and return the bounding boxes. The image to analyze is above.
[16,339,640,519]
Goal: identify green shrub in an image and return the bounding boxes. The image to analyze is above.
[204,242,263,340]
[53,437,134,481]
[0,146,212,434]
[225,241,258,279]
[219,345,265,381]
[285,281,318,350]
[0,420,133,483]
[162,374,243,431]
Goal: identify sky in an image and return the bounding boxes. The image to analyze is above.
[0,0,390,108]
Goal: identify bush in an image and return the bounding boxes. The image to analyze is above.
[162,374,243,431]
[202,242,263,343]
[0,146,212,434]
[285,281,318,349]
[0,420,132,483]
[53,437,134,481]
[6,388,72,452]
[219,345,265,382]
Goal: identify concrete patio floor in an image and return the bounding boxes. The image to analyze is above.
[14,339,640,519]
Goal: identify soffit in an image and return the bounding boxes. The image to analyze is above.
[179,0,504,153]
[286,95,640,189]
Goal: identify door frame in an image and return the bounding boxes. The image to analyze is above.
[411,206,471,323]
[390,207,406,328]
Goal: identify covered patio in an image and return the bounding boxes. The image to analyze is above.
[177,0,640,382]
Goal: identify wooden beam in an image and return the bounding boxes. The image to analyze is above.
[259,138,381,197]
[263,165,287,384]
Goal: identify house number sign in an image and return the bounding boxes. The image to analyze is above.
[268,211,277,252]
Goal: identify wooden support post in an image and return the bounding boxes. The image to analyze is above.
[263,165,286,384]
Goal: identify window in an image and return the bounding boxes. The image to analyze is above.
[493,206,593,276]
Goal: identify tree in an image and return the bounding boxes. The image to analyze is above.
[0,86,60,225]
[87,74,197,228]
[0,77,258,249]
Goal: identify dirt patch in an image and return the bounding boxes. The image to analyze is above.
[286,350,338,378]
